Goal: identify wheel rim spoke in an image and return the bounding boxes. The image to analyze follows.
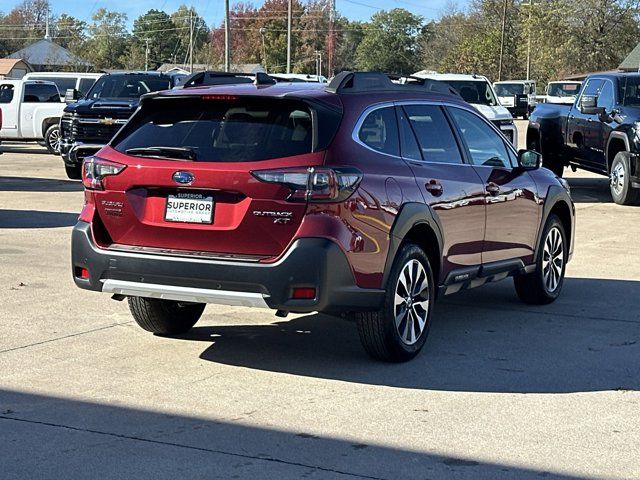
[394,258,430,346]
[542,226,564,293]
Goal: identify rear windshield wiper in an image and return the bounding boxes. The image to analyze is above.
[125,146,197,161]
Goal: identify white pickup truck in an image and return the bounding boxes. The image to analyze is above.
[0,79,64,154]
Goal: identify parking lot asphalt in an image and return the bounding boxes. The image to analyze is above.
[1,120,639,479]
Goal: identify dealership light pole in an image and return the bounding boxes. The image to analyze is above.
[525,0,533,80]
[287,0,292,73]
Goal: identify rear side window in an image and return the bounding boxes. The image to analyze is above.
[403,105,463,164]
[29,76,77,93]
[358,107,399,156]
[0,84,14,103]
[23,83,60,103]
[114,98,329,162]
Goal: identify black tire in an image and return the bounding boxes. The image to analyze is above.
[128,297,205,335]
[356,243,435,362]
[65,164,82,180]
[514,214,567,305]
[609,152,640,206]
[44,124,61,155]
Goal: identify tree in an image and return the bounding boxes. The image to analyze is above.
[333,19,365,72]
[132,10,178,69]
[171,5,209,65]
[355,8,423,74]
[55,14,86,51]
[85,8,129,70]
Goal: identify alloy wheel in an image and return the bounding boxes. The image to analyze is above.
[542,226,564,293]
[394,259,430,345]
[610,161,625,197]
[48,128,61,152]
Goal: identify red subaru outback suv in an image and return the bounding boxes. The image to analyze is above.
[72,72,574,362]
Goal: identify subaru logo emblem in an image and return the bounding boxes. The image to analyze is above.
[172,171,194,185]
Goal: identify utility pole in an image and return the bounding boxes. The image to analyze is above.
[224,0,230,72]
[189,10,194,73]
[286,0,292,74]
[327,0,335,76]
[145,38,150,71]
[260,28,267,72]
[498,0,508,81]
[525,0,533,80]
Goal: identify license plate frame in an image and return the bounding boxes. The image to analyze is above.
[165,192,214,225]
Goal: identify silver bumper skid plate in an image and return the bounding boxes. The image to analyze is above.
[101,279,270,308]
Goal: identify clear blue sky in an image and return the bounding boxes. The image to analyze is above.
[37,0,467,27]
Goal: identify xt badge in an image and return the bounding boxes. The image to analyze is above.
[252,210,293,224]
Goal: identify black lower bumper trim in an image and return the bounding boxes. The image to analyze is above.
[71,221,385,314]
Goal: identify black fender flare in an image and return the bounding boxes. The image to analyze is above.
[533,185,574,263]
[382,202,444,286]
[605,131,631,171]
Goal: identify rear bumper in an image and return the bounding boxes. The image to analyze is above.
[71,221,384,314]
[60,140,104,166]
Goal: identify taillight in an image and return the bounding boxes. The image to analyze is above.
[251,167,362,203]
[82,156,126,190]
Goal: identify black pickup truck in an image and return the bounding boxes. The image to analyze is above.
[59,72,181,179]
[527,72,640,205]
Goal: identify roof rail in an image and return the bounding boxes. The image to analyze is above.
[326,71,462,98]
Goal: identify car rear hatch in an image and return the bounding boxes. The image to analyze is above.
[86,94,342,259]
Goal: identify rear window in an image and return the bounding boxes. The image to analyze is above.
[113,98,338,162]
[0,84,14,103]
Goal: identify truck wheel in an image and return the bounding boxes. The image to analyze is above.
[356,243,435,362]
[514,214,566,305]
[609,152,640,206]
[128,297,205,335]
[65,165,82,180]
[44,124,61,154]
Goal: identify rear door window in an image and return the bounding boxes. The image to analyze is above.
[357,107,399,156]
[0,84,14,103]
[114,98,326,162]
[403,105,463,164]
[23,83,60,103]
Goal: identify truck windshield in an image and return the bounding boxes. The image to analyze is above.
[443,80,499,106]
[547,83,580,97]
[85,75,171,100]
[495,83,526,96]
[618,76,640,106]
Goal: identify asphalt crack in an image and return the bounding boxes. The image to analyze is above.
[0,322,133,355]
[0,415,386,479]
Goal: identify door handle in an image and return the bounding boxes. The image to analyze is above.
[425,180,443,196]
[486,182,500,196]
[568,114,574,119]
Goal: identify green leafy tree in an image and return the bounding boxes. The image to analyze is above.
[131,9,178,69]
[171,5,209,65]
[355,8,423,74]
[85,8,129,70]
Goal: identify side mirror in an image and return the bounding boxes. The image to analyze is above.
[64,88,80,103]
[580,95,605,115]
[517,149,541,170]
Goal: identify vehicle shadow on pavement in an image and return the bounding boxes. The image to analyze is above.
[0,209,78,228]
[0,144,51,155]
[567,177,612,203]
[0,389,606,480]
[0,176,83,192]
[183,278,640,394]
